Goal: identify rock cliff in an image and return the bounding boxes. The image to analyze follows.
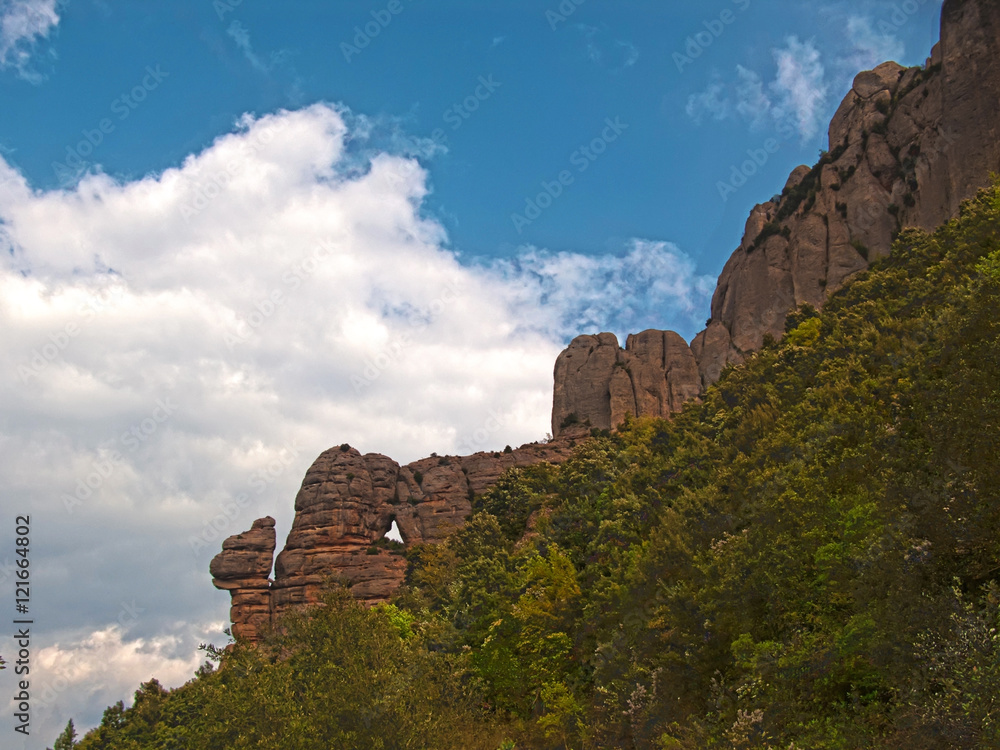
[552,0,1000,435]
[212,427,590,640]
[551,330,701,435]
[215,0,1000,639]
[209,517,276,641]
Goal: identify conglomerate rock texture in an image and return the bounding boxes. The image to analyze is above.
[216,0,1000,641]
[209,517,276,641]
[212,427,590,640]
[552,0,1000,436]
[552,330,702,434]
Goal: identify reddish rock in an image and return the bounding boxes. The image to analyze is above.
[210,517,276,641]
[695,0,1000,375]
[214,428,591,641]
[551,329,702,436]
[216,0,1000,643]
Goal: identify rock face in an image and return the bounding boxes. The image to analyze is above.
[209,517,276,641]
[213,427,591,640]
[552,330,701,435]
[552,0,1000,435]
[216,0,1000,637]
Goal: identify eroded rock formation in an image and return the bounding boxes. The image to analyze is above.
[212,427,590,639]
[552,0,1000,435]
[209,517,276,641]
[551,330,702,435]
[215,0,1000,638]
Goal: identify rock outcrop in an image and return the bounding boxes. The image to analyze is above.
[213,427,591,640]
[551,330,701,435]
[552,0,1000,435]
[209,517,276,641]
[216,0,1000,638]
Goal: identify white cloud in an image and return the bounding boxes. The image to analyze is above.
[842,15,905,73]
[734,65,771,125]
[769,37,828,142]
[0,103,710,738]
[488,240,713,342]
[0,0,59,80]
[227,19,284,74]
[2,621,213,740]
[686,80,731,124]
[684,38,829,143]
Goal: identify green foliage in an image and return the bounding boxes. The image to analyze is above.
[76,588,505,750]
[748,221,791,253]
[51,719,77,750]
[77,183,1000,749]
[560,412,580,430]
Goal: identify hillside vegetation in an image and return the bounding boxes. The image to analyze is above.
[70,184,1000,749]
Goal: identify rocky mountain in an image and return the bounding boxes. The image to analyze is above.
[553,0,1000,436]
[214,0,1000,640]
[551,330,701,434]
[211,426,590,640]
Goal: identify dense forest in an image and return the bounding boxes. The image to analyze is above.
[63,183,1000,748]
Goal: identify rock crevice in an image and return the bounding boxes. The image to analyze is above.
[212,428,590,639]
[215,0,1000,639]
[553,0,1000,435]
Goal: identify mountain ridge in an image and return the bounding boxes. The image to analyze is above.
[213,0,1000,641]
[553,0,1000,434]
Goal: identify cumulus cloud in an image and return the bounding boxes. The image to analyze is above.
[0,0,59,79]
[0,103,710,739]
[2,621,213,738]
[488,240,714,342]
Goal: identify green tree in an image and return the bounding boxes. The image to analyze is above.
[51,719,77,750]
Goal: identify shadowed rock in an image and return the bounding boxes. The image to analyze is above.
[213,428,591,640]
[554,0,1000,428]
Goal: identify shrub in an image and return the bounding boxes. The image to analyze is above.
[559,413,580,430]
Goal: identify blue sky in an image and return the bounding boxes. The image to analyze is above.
[3,0,943,273]
[0,0,943,744]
